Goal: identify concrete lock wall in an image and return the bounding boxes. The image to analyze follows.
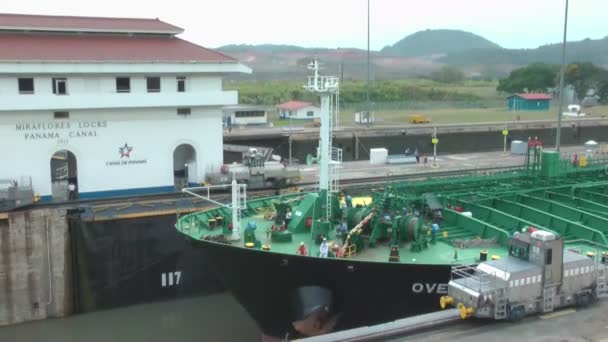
[0,208,71,326]
[224,123,608,163]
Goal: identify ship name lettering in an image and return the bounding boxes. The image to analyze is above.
[412,282,449,294]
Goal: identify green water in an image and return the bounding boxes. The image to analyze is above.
[0,293,259,342]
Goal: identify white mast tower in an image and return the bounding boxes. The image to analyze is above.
[304,59,342,219]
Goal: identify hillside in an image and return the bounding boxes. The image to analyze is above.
[217,32,608,81]
[440,36,608,67]
[218,44,332,53]
[217,46,437,81]
[380,29,501,57]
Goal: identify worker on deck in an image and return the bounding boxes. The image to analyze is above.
[337,221,348,243]
[414,148,420,164]
[345,195,353,208]
[331,243,343,258]
[319,238,329,258]
[285,207,293,228]
[296,242,308,256]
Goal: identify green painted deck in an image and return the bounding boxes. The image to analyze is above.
[176,154,608,266]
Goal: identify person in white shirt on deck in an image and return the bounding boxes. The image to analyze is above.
[319,238,329,258]
[285,207,292,228]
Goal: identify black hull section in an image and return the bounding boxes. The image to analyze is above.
[190,237,452,338]
[68,214,223,312]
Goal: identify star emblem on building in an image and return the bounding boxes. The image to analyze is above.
[119,143,133,158]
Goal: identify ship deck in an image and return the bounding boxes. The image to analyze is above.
[177,150,608,266]
[185,213,510,265]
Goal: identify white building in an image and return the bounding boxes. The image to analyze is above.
[0,13,250,201]
[223,105,268,126]
[276,101,321,120]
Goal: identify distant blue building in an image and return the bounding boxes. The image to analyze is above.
[508,93,552,111]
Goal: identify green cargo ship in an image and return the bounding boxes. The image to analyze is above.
[176,142,608,339]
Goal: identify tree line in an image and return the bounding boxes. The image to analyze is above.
[226,78,482,106]
[497,62,608,104]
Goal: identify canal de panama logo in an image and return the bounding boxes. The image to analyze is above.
[119,143,133,158]
[106,142,147,166]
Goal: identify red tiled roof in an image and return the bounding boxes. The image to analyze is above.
[513,93,553,100]
[276,101,314,110]
[0,13,183,34]
[0,33,235,62]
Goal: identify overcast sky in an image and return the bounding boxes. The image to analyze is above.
[4,0,607,50]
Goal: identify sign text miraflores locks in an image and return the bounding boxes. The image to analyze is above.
[15,120,107,142]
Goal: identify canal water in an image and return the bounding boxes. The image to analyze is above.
[0,293,260,342]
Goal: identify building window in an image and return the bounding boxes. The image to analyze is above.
[307,111,314,117]
[177,108,191,116]
[147,77,161,92]
[116,77,131,93]
[545,248,552,265]
[235,111,265,118]
[177,77,186,92]
[18,78,34,94]
[52,78,68,95]
[54,111,69,119]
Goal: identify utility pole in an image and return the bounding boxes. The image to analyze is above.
[366,0,371,128]
[556,0,569,152]
[432,127,438,168]
[289,116,293,165]
[340,54,344,84]
[503,124,509,155]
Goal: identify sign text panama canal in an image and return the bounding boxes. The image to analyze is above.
[15,121,108,141]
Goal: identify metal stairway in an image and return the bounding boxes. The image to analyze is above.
[596,266,608,298]
[494,288,507,319]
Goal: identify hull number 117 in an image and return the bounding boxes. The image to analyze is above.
[161,271,182,287]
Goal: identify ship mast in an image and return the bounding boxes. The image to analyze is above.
[304,58,342,219]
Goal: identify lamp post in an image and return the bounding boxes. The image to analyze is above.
[556,0,569,152]
[432,127,438,168]
[503,125,509,155]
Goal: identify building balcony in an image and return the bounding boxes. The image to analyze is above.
[0,91,238,111]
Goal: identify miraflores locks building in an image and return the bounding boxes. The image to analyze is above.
[0,13,250,201]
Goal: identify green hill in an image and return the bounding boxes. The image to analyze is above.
[381,29,501,57]
[440,36,608,67]
[218,44,332,53]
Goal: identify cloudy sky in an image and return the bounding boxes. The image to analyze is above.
[4,0,607,50]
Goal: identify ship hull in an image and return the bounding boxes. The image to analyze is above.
[68,213,223,312]
[188,237,453,338]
